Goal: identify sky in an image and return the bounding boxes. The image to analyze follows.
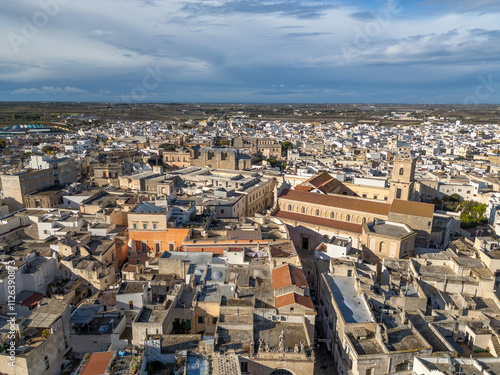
[1,0,499,104]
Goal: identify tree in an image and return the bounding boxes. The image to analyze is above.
[267,157,278,168]
[42,145,54,154]
[280,141,293,157]
[0,139,6,148]
[460,201,487,228]
[159,143,176,151]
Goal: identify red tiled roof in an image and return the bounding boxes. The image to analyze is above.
[300,172,342,194]
[81,352,114,375]
[279,189,391,216]
[20,292,43,307]
[390,199,434,218]
[307,172,335,187]
[275,210,363,234]
[317,178,341,194]
[272,264,308,290]
[275,292,314,310]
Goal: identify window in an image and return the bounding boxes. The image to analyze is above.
[399,167,404,175]
[346,214,351,222]
[221,209,224,214]
[288,204,292,211]
[302,236,309,250]
[316,209,320,216]
[396,188,402,199]
[330,212,335,219]
[347,270,352,277]
[373,195,378,200]
[169,243,174,252]
[153,223,157,229]
[141,242,147,252]
[155,243,161,253]
[44,355,50,370]
[241,362,249,373]
[362,194,367,198]
[212,317,217,324]
[302,207,306,214]
[198,316,205,324]
[143,223,147,229]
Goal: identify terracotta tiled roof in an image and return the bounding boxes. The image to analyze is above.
[275,210,363,234]
[272,264,308,290]
[298,172,341,194]
[307,172,335,187]
[20,292,43,307]
[279,189,391,216]
[317,178,342,193]
[390,199,434,218]
[275,292,314,310]
[81,352,114,375]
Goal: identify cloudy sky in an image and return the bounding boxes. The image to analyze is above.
[1,0,499,103]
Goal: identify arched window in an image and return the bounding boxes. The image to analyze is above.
[316,209,320,216]
[346,214,351,222]
[330,212,335,219]
[399,167,404,175]
[288,204,292,211]
[363,217,366,224]
[302,207,305,214]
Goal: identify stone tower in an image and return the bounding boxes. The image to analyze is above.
[389,157,416,202]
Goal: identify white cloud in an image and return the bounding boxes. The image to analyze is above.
[92,29,114,36]
[0,0,499,102]
[10,86,88,95]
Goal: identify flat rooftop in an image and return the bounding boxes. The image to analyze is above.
[348,332,384,355]
[255,321,308,348]
[325,274,373,324]
[135,307,167,323]
[369,223,410,237]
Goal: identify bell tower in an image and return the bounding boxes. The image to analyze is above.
[389,157,416,202]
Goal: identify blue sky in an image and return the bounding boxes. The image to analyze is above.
[1,0,499,103]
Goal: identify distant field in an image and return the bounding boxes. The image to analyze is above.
[0,102,497,125]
